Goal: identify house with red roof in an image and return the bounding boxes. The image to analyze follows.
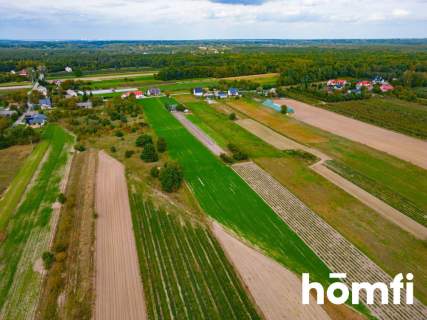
[121,90,144,99]
[356,81,373,91]
[380,83,394,93]
[327,79,347,89]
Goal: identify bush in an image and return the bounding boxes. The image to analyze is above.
[125,150,134,158]
[136,134,153,147]
[159,162,183,192]
[227,143,248,161]
[57,193,66,204]
[157,137,167,153]
[228,112,236,120]
[150,166,160,178]
[115,130,124,137]
[140,143,158,162]
[74,144,86,152]
[220,153,234,164]
[110,146,117,153]
[280,105,288,114]
[42,251,55,270]
[176,104,186,112]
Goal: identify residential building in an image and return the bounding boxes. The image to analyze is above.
[146,88,161,96]
[121,90,144,99]
[356,81,373,91]
[26,113,47,127]
[380,84,394,92]
[76,101,93,109]
[65,66,73,73]
[228,87,239,96]
[39,98,52,109]
[193,87,204,97]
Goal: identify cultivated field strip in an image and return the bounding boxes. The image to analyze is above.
[232,162,427,320]
[131,195,261,320]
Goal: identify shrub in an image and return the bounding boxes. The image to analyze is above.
[110,146,117,153]
[140,143,158,162]
[57,193,66,204]
[220,153,234,164]
[280,105,288,114]
[125,150,134,158]
[228,112,236,120]
[136,134,153,147]
[159,162,183,192]
[150,166,160,178]
[74,144,86,152]
[42,251,55,270]
[176,104,186,112]
[157,137,167,153]
[115,130,124,137]
[227,143,248,161]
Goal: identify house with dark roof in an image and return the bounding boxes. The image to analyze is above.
[146,88,161,96]
[193,87,204,97]
[228,87,239,97]
[39,98,52,109]
[26,114,48,127]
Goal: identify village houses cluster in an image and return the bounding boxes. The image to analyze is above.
[326,76,394,94]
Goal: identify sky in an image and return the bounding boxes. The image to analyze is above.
[0,0,426,40]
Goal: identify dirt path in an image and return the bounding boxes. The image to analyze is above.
[232,162,427,320]
[211,222,330,320]
[237,118,427,240]
[95,151,147,320]
[173,112,226,156]
[275,98,427,170]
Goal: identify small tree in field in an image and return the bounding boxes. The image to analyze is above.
[140,143,158,162]
[159,161,183,192]
[228,112,236,120]
[136,134,153,147]
[280,105,288,114]
[157,137,167,153]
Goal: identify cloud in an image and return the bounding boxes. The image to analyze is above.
[0,0,426,39]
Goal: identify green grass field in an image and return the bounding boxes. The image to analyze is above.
[182,99,282,158]
[0,125,74,319]
[131,194,261,320]
[87,75,160,89]
[0,141,49,232]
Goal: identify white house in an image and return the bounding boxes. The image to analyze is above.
[66,89,78,98]
[228,87,239,97]
[65,66,73,73]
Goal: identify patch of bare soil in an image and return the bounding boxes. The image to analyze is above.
[276,98,427,170]
[211,222,330,320]
[95,151,147,320]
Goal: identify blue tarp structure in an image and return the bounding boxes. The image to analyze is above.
[262,99,294,113]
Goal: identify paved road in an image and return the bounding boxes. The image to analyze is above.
[275,98,427,170]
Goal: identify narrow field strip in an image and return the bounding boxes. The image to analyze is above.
[95,151,147,320]
[0,125,74,319]
[0,140,49,231]
[130,194,261,320]
[232,161,427,320]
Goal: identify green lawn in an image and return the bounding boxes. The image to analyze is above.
[131,195,261,320]
[87,75,160,89]
[0,141,49,231]
[0,124,74,318]
[142,98,373,318]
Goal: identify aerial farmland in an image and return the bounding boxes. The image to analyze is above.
[0,37,427,320]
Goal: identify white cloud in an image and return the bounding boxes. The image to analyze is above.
[0,0,426,39]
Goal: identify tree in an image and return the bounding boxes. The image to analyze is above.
[150,166,160,178]
[280,105,288,114]
[159,161,183,192]
[228,113,236,120]
[157,137,167,153]
[125,150,134,158]
[136,134,153,147]
[42,251,55,270]
[140,143,158,162]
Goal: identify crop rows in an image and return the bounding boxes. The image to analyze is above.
[0,125,74,319]
[232,161,427,320]
[130,194,260,320]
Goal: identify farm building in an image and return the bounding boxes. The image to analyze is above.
[26,113,47,127]
[228,87,239,96]
[216,91,228,99]
[39,98,52,109]
[380,83,394,92]
[193,87,204,97]
[122,90,144,99]
[65,89,78,98]
[146,88,161,96]
[0,109,17,118]
[76,101,93,109]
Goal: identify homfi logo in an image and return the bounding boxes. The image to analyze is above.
[302,273,414,305]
